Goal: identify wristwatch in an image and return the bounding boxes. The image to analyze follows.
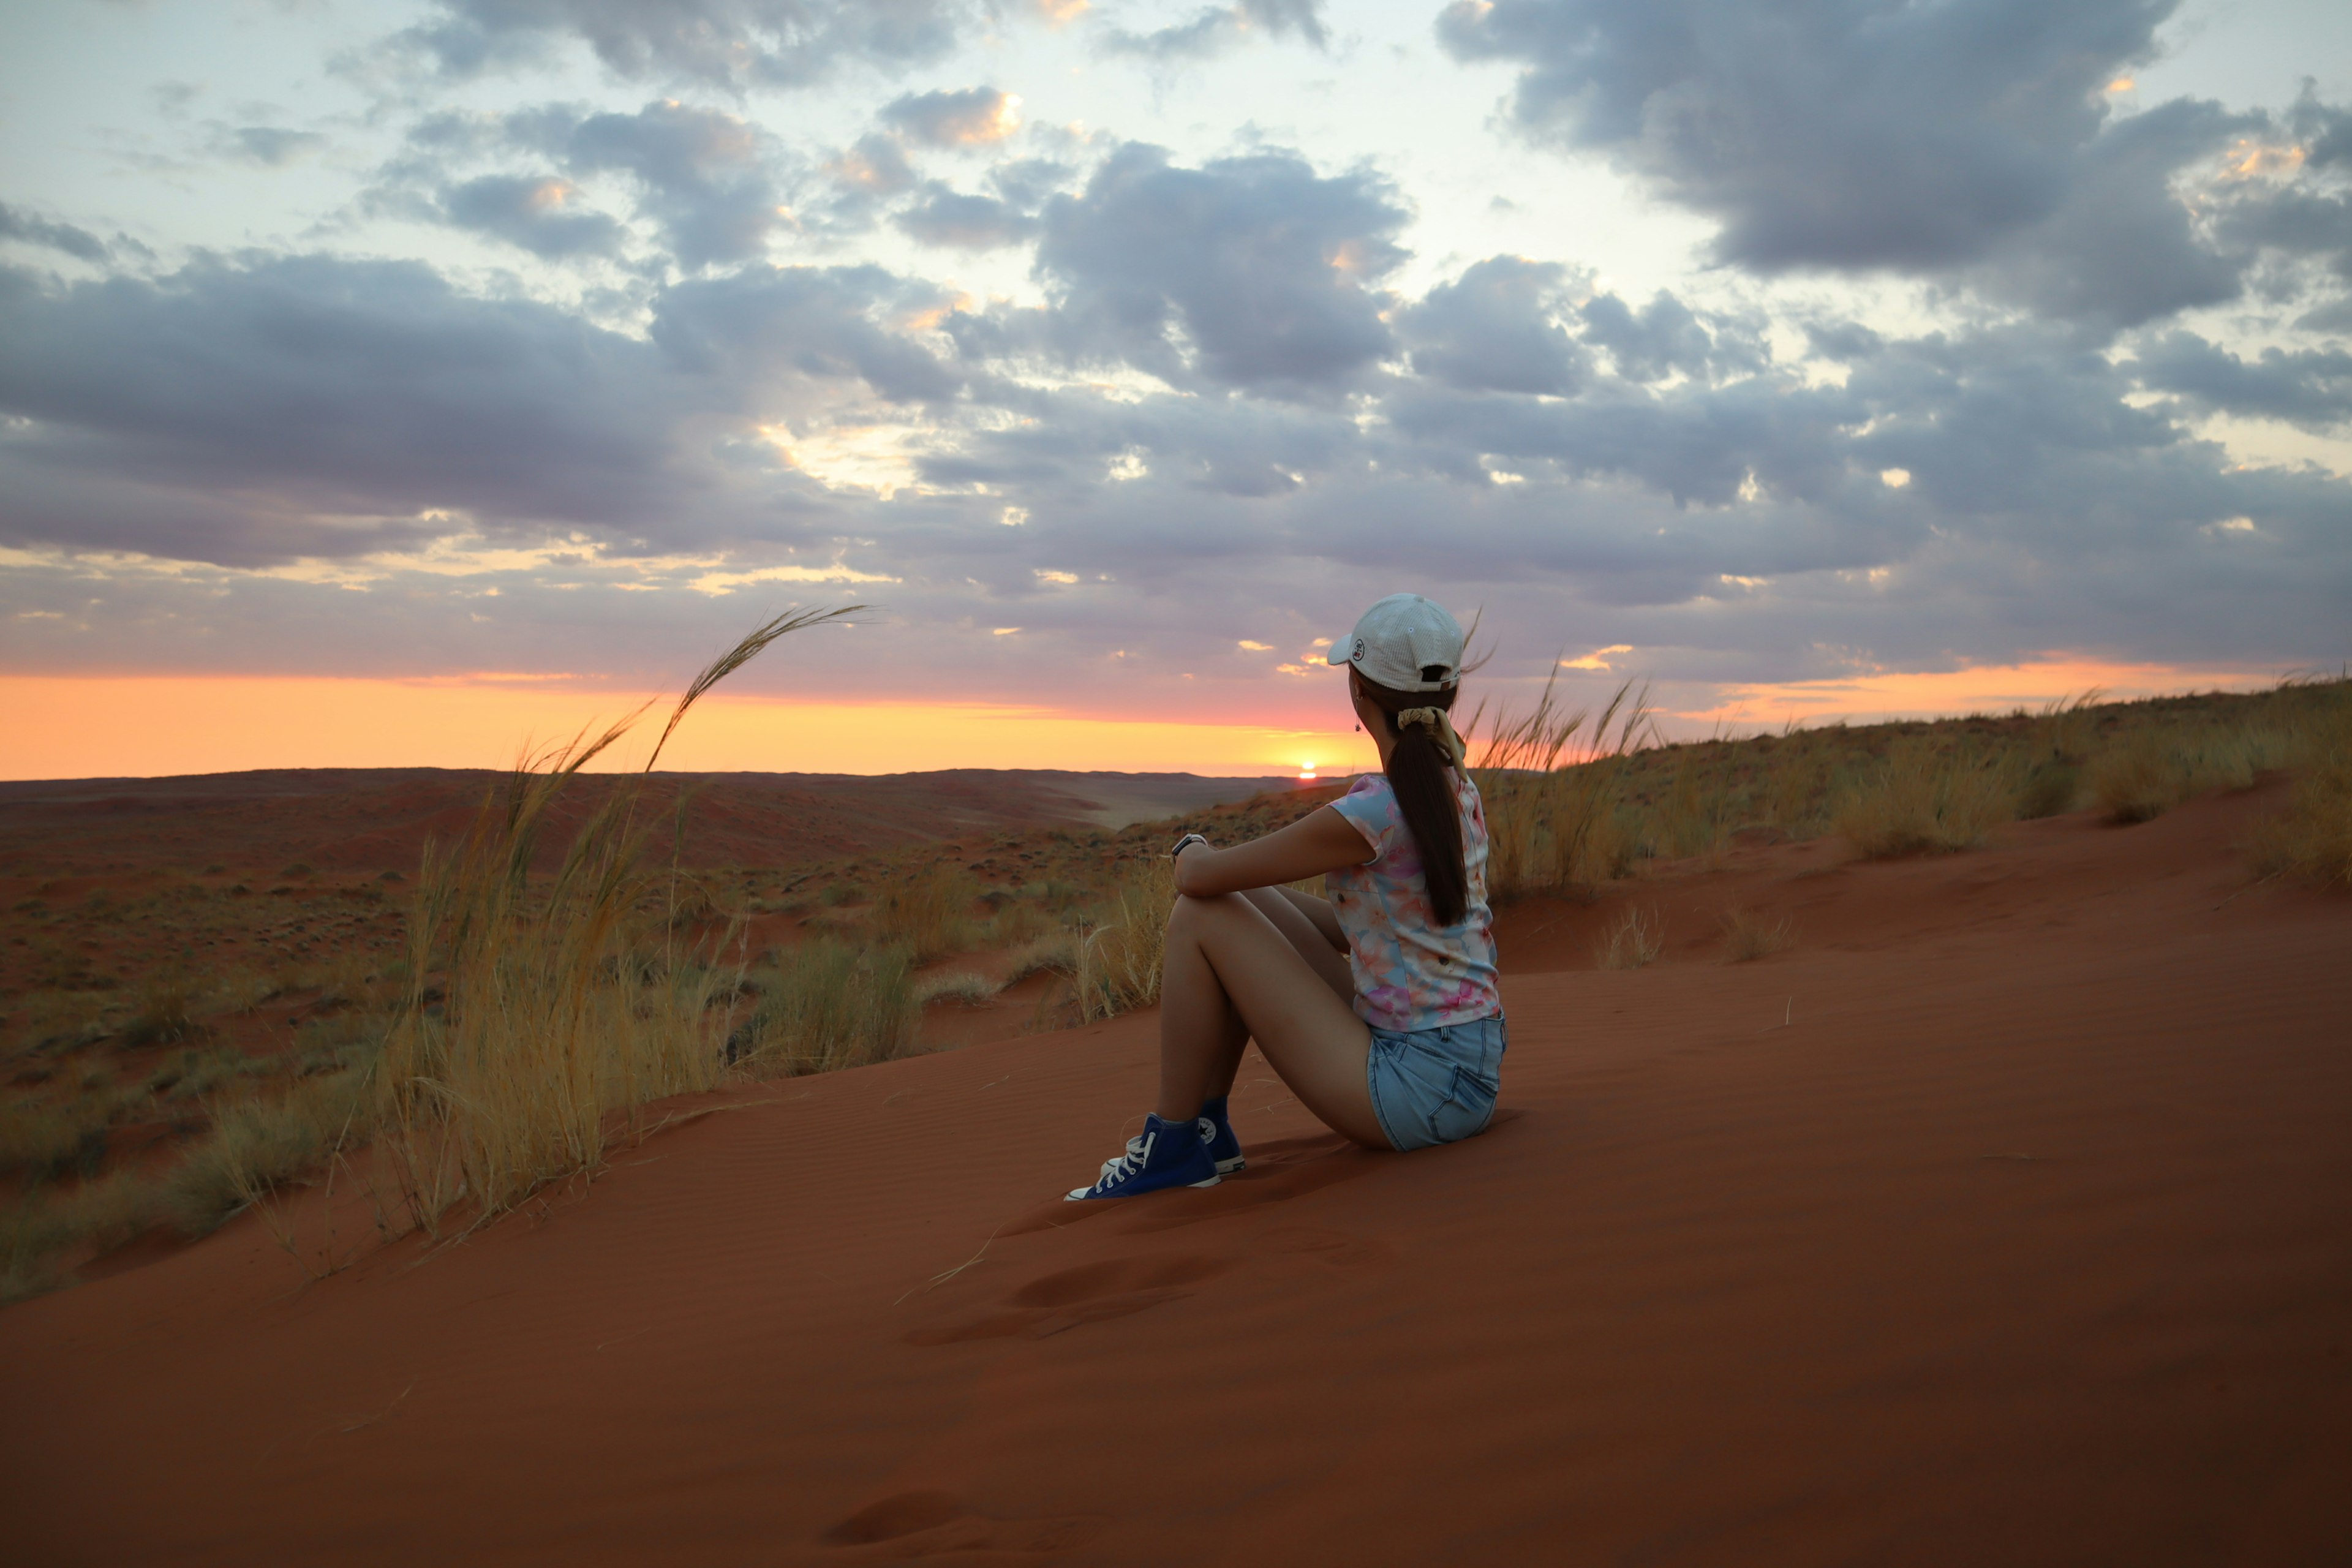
[1168,832,1208,860]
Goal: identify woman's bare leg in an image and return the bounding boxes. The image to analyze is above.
[1169,889,1351,1110]
[1155,892,1384,1149]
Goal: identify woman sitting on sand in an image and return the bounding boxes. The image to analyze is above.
[1069,593,1504,1199]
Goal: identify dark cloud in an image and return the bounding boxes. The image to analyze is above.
[440,174,629,258]
[894,184,1037,249]
[1966,96,2255,333]
[0,254,968,567]
[653,263,965,405]
[1439,0,2168,271]
[1397,255,1586,396]
[1431,0,2340,336]
[1102,0,1328,62]
[405,0,973,89]
[1028,143,1408,394]
[880,86,1018,148]
[555,101,791,268]
[1579,290,1725,383]
[2133,331,2352,431]
[0,202,109,263]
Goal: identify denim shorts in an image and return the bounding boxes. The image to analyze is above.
[1364,1013,1507,1152]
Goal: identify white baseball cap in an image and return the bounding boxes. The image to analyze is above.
[1327,594,1465,692]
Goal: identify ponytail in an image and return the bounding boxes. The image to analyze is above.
[1354,670,1469,926]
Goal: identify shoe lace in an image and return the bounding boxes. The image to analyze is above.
[1090,1131,1152,1192]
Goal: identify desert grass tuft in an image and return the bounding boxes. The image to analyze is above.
[735,938,918,1074]
[164,1073,368,1237]
[374,608,856,1235]
[874,862,979,962]
[913,969,1000,1007]
[1471,677,1652,899]
[2248,687,2352,887]
[1836,739,2018,858]
[1595,905,1664,970]
[1717,907,1795,963]
[1074,857,1174,1022]
[2,1170,162,1305]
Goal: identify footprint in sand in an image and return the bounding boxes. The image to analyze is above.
[820,1490,1103,1555]
[904,1254,1230,1345]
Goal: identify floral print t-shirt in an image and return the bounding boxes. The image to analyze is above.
[1325,769,1500,1033]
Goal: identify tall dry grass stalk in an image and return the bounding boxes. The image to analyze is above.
[1470,676,1653,900]
[375,606,855,1234]
[1074,857,1174,1022]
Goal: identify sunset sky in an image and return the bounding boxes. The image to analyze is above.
[2,0,2348,778]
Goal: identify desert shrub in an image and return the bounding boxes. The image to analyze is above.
[1074,858,1175,1022]
[2088,729,2183,824]
[1595,906,1664,970]
[163,1073,368,1237]
[1836,739,2018,857]
[873,862,978,961]
[116,970,204,1049]
[1717,908,1794,963]
[146,1045,268,1102]
[2016,760,2082,820]
[2248,690,2352,888]
[0,1090,115,1179]
[736,939,918,1074]
[2,1171,161,1305]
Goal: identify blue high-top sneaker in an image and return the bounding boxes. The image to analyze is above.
[1066,1113,1222,1200]
[1197,1095,1245,1174]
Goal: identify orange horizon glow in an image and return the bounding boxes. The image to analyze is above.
[1675,657,2299,728]
[0,657,2312,782]
[0,675,1380,782]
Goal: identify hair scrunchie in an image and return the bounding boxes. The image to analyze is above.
[1395,706,1466,766]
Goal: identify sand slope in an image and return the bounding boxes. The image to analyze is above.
[3,786,2347,1565]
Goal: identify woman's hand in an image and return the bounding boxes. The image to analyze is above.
[1170,805,1372,898]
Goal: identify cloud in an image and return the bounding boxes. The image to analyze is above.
[0,253,970,569]
[1101,0,1328,62]
[653,263,967,406]
[1439,0,2165,269]
[0,202,109,263]
[404,0,975,89]
[554,100,793,268]
[880,86,1021,147]
[440,174,629,258]
[1027,142,1408,394]
[1432,0,2352,336]
[894,184,1038,249]
[2133,331,2352,431]
[1397,255,1587,396]
[214,126,330,167]
[1580,288,1766,383]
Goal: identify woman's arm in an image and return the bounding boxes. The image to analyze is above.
[1172,805,1373,899]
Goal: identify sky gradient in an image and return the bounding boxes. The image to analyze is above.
[2,0,2348,778]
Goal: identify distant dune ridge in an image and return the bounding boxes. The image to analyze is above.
[0,766,1306,875]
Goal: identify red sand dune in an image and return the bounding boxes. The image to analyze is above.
[3,783,2347,1564]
